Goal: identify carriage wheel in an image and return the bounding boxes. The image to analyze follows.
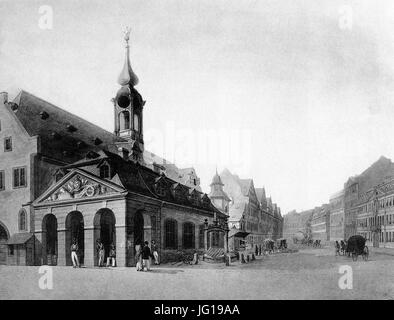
[351,252,358,261]
[362,246,369,261]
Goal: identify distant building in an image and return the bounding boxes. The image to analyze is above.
[283,209,313,241]
[217,168,283,253]
[344,156,394,239]
[329,189,344,241]
[311,204,330,242]
[356,176,394,246]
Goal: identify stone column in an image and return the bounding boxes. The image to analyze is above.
[224,230,228,254]
[204,229,208,251]
[57,229,66,266]
[116,225,126,267]
[84,227,95,267]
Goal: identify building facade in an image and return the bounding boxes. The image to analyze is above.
[311,205,330,242]
[217,168,283,253]
[329,189,344,241]
[283,209,313,241]
[344,156,394,239]
[0,32,226,266]
[356,177,394,246]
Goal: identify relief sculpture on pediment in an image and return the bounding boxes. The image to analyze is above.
[45,175,113,202]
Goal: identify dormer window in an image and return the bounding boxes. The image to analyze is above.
[99,164,110,179]
[156,182,167,197]
[40,111,49,120]
[67,125,77,132]
[189,190,200,206]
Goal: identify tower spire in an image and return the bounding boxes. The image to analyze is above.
[118,27,139,87]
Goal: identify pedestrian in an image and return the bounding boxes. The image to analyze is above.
[96,239,105,267]
[151,240,159,265]
[142,241,153,271]
[255,245,258,257]
[335,241,340,256]
[135,244,143,271]
[107,243,116,267]
[71,238,79,268]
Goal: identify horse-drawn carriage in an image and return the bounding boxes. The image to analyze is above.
[346,235,369,261]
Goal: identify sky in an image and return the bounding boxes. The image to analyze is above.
[1,0,394,214]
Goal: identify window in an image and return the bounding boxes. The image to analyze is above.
[4,137,12,152]
[0,171,4,190]
[182,222,195,249]
[13,167,26,188]
[119,111,130,130]
[99,164,110,179]
[19,209,27,231]
[164,219,178,249]
[134,113,139,132]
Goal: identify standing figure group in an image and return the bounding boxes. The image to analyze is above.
[96,239,116,267]
[135,240,159,271]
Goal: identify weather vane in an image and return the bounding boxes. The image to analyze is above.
[123,26,131,45]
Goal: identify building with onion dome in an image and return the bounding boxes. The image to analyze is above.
[0,29,226,266]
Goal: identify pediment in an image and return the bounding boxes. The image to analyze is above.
[35,169,126,204]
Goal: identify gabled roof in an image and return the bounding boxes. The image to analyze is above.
[255,187,266,203]
[7,233,34,245]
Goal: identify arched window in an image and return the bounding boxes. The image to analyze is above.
[100,164,110,179]
[119,111,130,130]
[134,113,139,132]
[164,219,178,249]
[182,222,195,249]
[19,209,27,231]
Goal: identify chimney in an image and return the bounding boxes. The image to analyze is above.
[0,92,8,104]
[118,147,129,160]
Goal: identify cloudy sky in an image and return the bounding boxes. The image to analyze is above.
[1,0,394,213]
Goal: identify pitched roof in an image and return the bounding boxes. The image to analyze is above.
[7,233,34,245]
[10,90,201,192]
[347,156,394,195]
[12,90,123,162]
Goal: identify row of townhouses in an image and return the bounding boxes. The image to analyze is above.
[209,169,283,253]
[283,156,394,247]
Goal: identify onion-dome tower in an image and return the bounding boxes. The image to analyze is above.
[113,27,145,163]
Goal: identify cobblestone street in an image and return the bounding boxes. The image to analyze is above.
[1,246,394,300]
